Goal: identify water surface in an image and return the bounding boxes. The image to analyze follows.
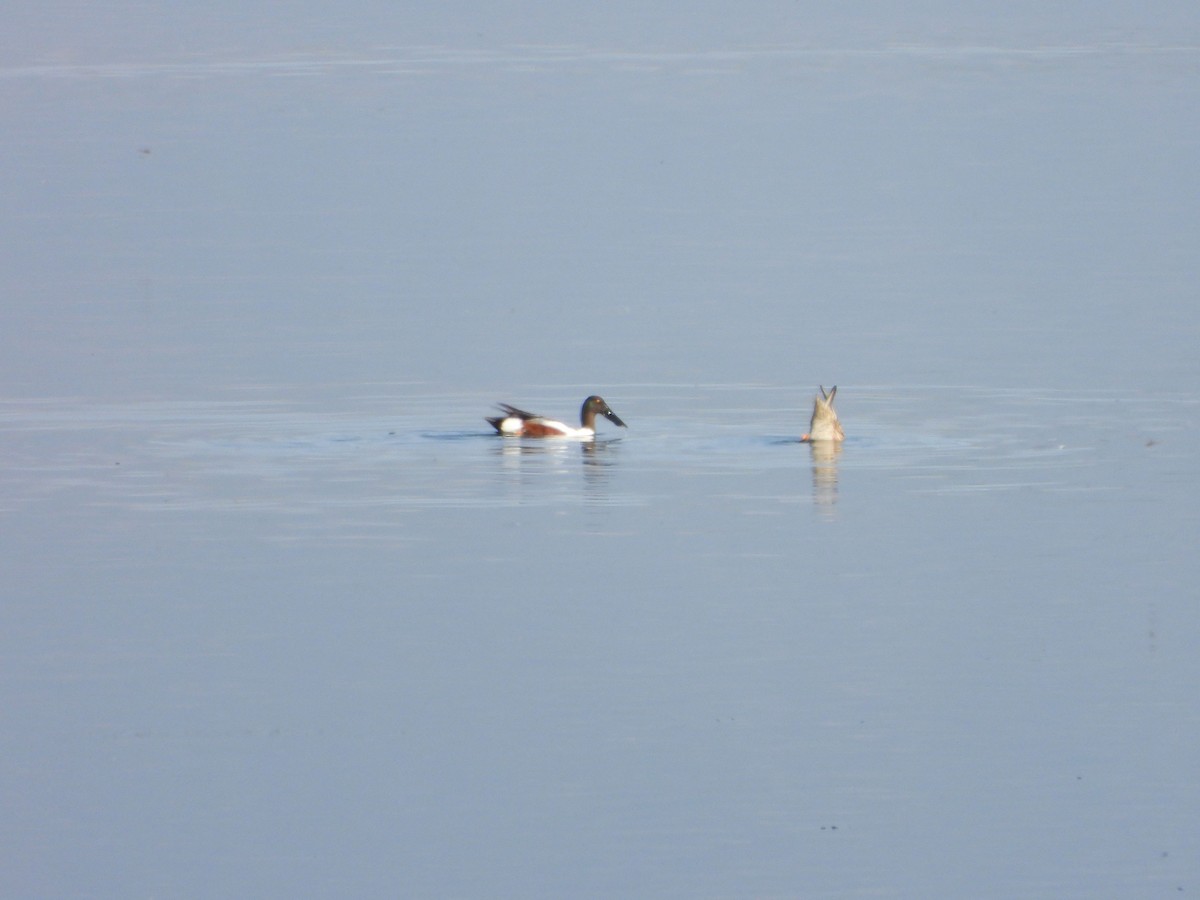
[2,9,1199,898]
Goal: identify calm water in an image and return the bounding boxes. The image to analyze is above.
[3,8,1199,898]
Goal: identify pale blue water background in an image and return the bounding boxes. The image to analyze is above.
[3,5,1199,898]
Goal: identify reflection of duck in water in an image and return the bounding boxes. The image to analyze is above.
[486,395,627,438]
[809,436,842,510]
[800,385,845,443]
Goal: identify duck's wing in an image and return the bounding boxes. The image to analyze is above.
[495,403,540,420]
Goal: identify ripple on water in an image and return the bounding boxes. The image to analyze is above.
[2,384,1191,518]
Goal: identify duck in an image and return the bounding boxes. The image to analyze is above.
[800,385,845,442]
[486,395,627,438]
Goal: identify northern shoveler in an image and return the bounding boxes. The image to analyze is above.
[486,395,627,438]
[800,385,845,442]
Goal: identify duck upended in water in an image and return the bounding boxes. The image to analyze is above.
[800,385,844,442]
[486,395,627,438]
